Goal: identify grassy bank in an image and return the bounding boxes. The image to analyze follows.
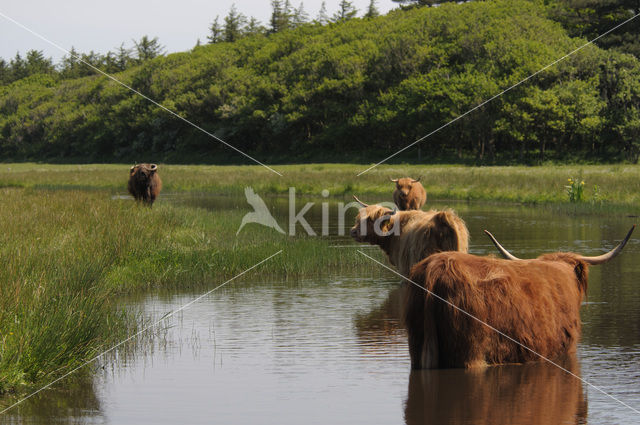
[1,163,640,210]
[1,161,639,395]
[0,181,370,395]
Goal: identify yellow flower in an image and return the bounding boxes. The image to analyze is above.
[581,181,585,185]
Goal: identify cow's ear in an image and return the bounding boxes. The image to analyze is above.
[574,261,589,294]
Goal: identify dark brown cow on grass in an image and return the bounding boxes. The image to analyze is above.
[350,196,468,277]
[392,177,426,211]
[404,226,634,369]
[128,163,162,206]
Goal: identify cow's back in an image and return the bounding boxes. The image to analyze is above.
[407,252,584,368]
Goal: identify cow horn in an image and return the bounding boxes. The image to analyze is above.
[353,195,369,208]
[150,164,158,171]
[578,225,635,265]
[411,177,422,183]
[390,178,398,183]
[130,165,135,170]
[484,230,521,260]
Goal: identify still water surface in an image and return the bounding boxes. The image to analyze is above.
[2,196,640,424]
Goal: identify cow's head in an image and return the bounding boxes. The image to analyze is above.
[130,163,158,181]
[391,177,421,198]
[350,195,399,243]
[485,226,635,293]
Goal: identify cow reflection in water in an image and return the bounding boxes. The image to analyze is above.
[354,286,588,425]
[353,286,408,353]
[404,357,587,425]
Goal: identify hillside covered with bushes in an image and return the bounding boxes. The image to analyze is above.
[1,0,639,164]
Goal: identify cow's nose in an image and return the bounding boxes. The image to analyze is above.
[350,228,357,238]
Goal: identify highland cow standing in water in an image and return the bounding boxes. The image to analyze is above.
[404,226,634,369]
[391,177,426,211]
[350,196,468,277]
[128,163,162,206]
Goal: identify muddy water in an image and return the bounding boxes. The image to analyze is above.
[2,196,640,424]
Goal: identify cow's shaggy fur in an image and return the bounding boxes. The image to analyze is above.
[351,205,469,276]
[128,163,162,206]
[405,251,589,369]
[392,178,426,211]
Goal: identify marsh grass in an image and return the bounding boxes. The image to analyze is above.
[0,184,377,394]
[2,162,639,395]
[2,163,640,212]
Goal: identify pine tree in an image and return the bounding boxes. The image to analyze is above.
[115,43,132,70]
[208,16,223,43]
[10,52,27,81]
[245,17,267,36]
[332,0,358,22]
[270,0,291,32]
[364,0,380,18]
[292,2,309,27]
[24,50,54,75]
[223,4,247,42]
[316,1,330,24]
[133,36,164,62]
[0,59,9,84]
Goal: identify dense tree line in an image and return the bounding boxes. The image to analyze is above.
[0,0,639,163]
[551,0,640,57]
[0,36,164,85]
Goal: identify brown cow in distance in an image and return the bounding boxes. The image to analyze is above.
[404,226,635,369]
[350,196,468,276]
[392,177,426,210]
[128,163,162,206]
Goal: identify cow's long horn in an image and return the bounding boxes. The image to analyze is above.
[150,164,158,171]
[390,178,398,183]
[578,225,635,265]
[353,195,369,208]
[411,177,421,183]
[484,230,521,260]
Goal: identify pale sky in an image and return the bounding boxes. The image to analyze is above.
[0,0,397,63]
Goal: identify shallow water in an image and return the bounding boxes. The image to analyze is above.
[2,196,640,424]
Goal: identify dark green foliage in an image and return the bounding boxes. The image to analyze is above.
[133,36,165,62]
[0,0,639,163]
[550,0,640,57]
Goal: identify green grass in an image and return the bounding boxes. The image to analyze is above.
[2,163,640,210]
[2,161,640,396]
[0,182,370,395]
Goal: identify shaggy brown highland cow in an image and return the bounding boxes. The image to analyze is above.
[391,177,426,211]
[350,196,468,276]
[404,226,634,369]
[128,163,162,206]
